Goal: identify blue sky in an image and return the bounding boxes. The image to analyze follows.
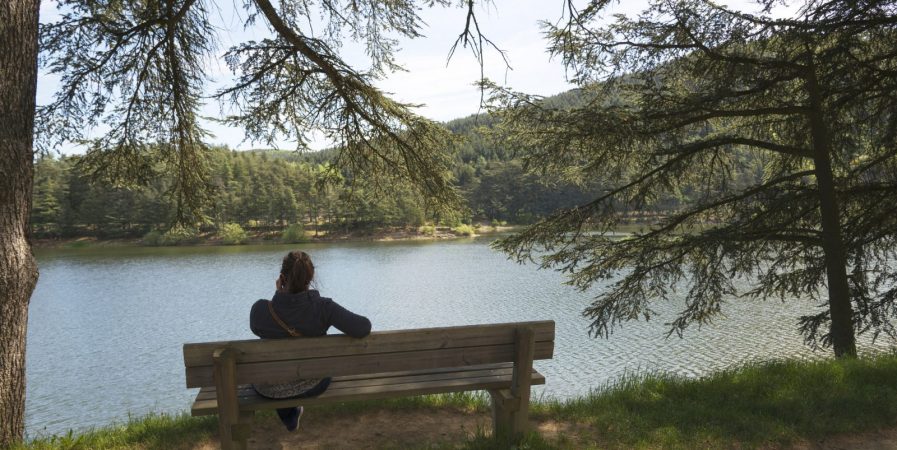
[37,0,778,153]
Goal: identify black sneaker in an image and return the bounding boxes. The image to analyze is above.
[284,406,303,432]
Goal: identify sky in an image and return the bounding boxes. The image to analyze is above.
[36,0,779,153]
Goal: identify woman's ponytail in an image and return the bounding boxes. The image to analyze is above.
[280,250,315,293]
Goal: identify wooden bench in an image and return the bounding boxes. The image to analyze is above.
[183,320,555,449]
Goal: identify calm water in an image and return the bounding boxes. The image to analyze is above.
[26,238,896,437]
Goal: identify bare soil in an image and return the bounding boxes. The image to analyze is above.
[790,427,897,450]
[194,408,489,450]
[191,408,897,449]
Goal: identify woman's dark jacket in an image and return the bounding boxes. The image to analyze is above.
[250,289,371,339]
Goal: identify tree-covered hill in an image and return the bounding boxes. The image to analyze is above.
[30,88,755,239]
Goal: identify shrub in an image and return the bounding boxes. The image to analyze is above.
[218,223,248,245]
[141,230,163,246]
[402,207,426,227]
[451,224,476,236]
[281,223,307,243]
[420,225,435,235]
[160,225,199,246]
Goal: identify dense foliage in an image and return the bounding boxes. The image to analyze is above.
[31,148,423,238]
[36,0,472,227]
[489,0,897,356]
[30,124,611,238]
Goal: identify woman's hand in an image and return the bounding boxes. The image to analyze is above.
[275,275,285,293]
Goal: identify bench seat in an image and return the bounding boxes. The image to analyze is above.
[191,362,545,416]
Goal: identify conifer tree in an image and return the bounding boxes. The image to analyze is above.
[491,0,897,357]
[2,0,486,443]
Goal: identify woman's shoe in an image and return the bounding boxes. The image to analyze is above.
[287,406,303,432]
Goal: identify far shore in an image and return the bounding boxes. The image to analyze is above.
[30,225,528,250]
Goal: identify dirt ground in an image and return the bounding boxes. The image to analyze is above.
[791,427,897,450]
[192,408,897,449]
[194,408,489,450]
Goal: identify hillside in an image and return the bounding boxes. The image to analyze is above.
[30,89,749,239]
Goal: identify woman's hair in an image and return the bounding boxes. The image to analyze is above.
[280,250,315,294]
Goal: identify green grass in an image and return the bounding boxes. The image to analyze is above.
[531,353,897,449]
[16,412,218,450]
[12,393,488,450]
[13,355,897,449]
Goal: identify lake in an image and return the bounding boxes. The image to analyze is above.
[25,237,896,437]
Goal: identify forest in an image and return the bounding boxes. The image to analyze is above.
[32,91,734,241]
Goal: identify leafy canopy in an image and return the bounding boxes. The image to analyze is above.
[38,0,482,223]
[489,0,897,353]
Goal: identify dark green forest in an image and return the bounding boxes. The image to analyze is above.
[30,91,759,241]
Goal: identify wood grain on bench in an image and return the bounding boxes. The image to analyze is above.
[190,363,545,415]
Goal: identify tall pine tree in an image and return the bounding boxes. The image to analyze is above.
[491,0,897,357]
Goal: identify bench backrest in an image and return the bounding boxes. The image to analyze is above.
[183,320,554,388]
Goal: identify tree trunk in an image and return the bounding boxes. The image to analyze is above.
[805,66,857,358]
[312,202,319,237]
[0,0,41,445]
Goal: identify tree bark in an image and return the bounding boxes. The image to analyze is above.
[0,0,41,445]
[805,65,857,358]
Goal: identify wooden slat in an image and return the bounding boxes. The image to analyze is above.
[335,362,514,381]
[196,386,234,401]
[196,363,520,400]
[196,368,546,404]
[194,364,529,401]
[186,341,553,388]
[328,367,516,389]
[184,321,555,368]
[191,368,545,416]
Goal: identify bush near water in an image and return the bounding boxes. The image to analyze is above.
[281,224,307,243]
[218,223,248,245]
[451,224,476,236]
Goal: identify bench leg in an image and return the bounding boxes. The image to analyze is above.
[489,389,514,438]
[230,411,254,450]
[217,410,253,450]
[214,347,252,450]
[217,415,231,450]
[509,326,535,441]
[510,390,530,440]
[490,387,532,441]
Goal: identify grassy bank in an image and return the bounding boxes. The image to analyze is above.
[16,393,490,450]
[528,353,897,448]
[14,354,897,449]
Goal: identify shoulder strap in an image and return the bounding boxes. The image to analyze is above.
[267,300,303,337]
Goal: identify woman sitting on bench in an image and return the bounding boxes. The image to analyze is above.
[249,250,372,432]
